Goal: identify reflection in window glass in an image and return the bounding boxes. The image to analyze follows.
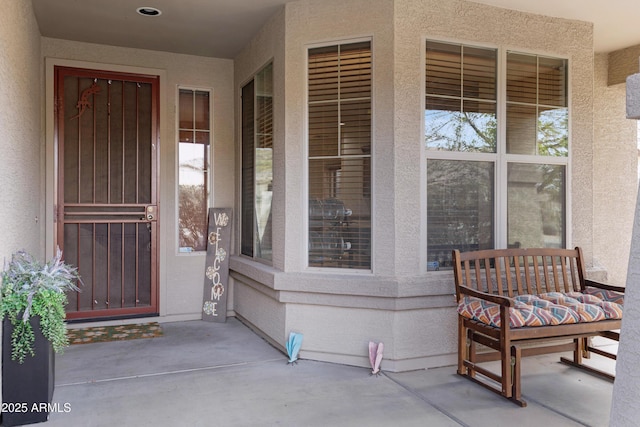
[308,41,372,269]
[506,53,568,156]
[241,63,273,262]
[427,160,494,269]
[178,88,210,252]
[425,41,497,153]
[425,40,569,269]
[255,64,273,261]
[538,107,568,156]
[425,108,497,152]
[507,163,565,248]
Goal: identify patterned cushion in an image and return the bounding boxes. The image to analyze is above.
[457,296,525,328]
[544,303,581,324]
[564,292,602,304]
[514,294,538,304]
[539,292,606,322]
[565,291,623,319]
[582,287,624,305]
[514,295,580,324]
[458,290,622,328]
[596,301,624,319]
[513,301,558,326]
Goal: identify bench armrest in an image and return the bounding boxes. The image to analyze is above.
[458,285,513,307]
[584,279,626,294]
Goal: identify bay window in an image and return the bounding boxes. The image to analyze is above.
[426,40,568,269]
[307,40,372,269]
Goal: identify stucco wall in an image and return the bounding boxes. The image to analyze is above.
[593,53,637,286]
[231,0,598,371]
[282,0,397,275]
[608,45,640,86]
[234,8,286,271]
[0,0,43,260]
[610,68,640,426]
[611,180,640,425]
[0,0,42,410]
[41,38,235,320]
[232,0,401,366]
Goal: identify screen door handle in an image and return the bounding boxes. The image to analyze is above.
[146,205,157,222]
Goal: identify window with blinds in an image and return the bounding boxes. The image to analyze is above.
[242,63,273,262]
[505,52,567,250]
[425,40,568,270]
[308,41,371,269]
[425,42,497,152]
[241,80,255,257]
[178,88,211,253]
[506,53,568,156]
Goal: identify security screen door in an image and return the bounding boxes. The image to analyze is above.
[55,67,159,320]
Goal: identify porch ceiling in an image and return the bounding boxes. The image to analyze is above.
[32,0,640,58]
[31,0,296,59]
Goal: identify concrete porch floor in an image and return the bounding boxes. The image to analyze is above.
[45,319,616,427]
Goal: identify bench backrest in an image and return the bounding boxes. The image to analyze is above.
[452,247,587,302]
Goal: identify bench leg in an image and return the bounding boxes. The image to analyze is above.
[510,346,527,407]
[582,336,592,359]
[457,317,467,376]
[573,337,583,365]
[468,328,477,378]
[500,330,512,399]
[456,329,527,407]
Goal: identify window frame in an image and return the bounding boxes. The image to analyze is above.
[424,39,572,271]
[305,37,374,273]
[176,85,213,256]
[240,61,274,264]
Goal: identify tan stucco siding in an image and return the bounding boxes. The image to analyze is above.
[282,0,397,274]
[593,52,637,286]
[0,0,43,260]
[234,8,287,271]
[608,44,640,86]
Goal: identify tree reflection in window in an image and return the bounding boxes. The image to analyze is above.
[178,89,210,252]
[425,41,568,268]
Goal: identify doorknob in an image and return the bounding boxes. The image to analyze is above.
[145,205,157,222]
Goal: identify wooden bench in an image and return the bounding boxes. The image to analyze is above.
[452,247,625,407]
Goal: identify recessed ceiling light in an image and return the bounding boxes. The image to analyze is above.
[137,7,162,17]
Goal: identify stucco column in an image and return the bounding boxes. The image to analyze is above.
[610,72,640,426]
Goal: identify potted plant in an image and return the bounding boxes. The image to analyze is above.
[1,248,80,426]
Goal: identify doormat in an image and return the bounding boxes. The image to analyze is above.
[67,322,163,345]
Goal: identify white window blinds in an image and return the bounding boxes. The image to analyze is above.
[308,41,372,269]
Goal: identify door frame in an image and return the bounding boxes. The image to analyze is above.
[45,58,166,320]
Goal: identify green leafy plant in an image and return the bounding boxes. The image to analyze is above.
[0,249,80,363]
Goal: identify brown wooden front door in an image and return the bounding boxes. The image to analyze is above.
[55,66,160,320]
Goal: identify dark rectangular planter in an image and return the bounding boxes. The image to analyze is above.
[2,316,55,427]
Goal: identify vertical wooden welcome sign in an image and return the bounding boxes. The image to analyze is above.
[202,208,232,322]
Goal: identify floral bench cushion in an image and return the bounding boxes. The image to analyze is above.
[457,289,623,328]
